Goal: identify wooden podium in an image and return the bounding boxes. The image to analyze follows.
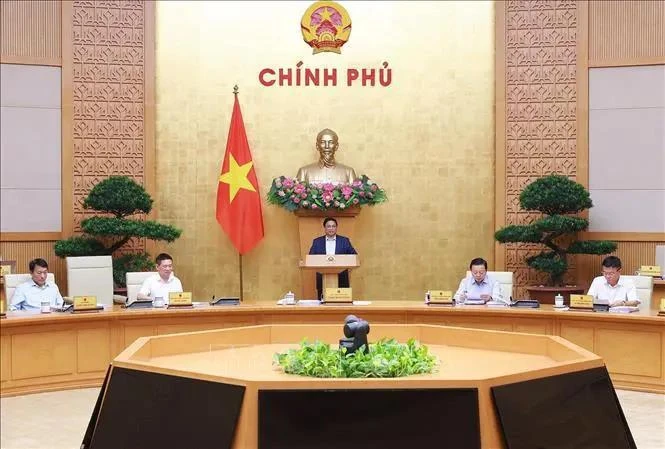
[295,208,360,298]
[299,254,359,302]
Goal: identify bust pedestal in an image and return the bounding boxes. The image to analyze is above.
[294,207,360,299]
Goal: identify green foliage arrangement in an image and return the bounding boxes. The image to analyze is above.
[267,175,387,212]
[54,176,182,287]
[495,174,617,286]
[273,338,438,378]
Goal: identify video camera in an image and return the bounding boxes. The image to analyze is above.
[339,314,370,354]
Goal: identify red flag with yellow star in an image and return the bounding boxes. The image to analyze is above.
[216,94,264,254]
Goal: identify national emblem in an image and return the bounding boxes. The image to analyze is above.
[300,1,352,54]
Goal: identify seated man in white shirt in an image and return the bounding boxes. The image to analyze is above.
[10,258,64,311]
[137,253,183,304]
[453,257,506,304]
[587,256,640,307]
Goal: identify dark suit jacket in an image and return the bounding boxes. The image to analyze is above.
[308,235,357,298]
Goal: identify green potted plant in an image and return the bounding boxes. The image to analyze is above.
[494,174,617,303]
[54,176,182,288]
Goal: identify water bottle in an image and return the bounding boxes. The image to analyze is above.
[285,291,296,305]
[457,290,467,306]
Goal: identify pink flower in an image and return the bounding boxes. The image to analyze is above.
[294,183,306,194]
[359,191,365,197]
[352,179,362,187]
[278,190,286,197]
[322,193,333,202]
[323,183,334,192]
[301,192,307,199]
[352,198,359,204]
[367,192,374,198]
[341,186,353,197]
[311,204,318,209]
[283,178,294,188]
[370,184,378,192]
[293,197,301,204]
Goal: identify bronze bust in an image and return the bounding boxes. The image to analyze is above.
[296,128,357,185]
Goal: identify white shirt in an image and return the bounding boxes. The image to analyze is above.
[587,275,639,305]
[10,280,63,311]
[325,236,336,255]
[138,273,183,304]
[453,274,507,303]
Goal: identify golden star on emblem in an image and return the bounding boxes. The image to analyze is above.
[319,7,333,21]
[219,154,256,202]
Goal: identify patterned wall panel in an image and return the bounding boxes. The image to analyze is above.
[68,0,148,253]
[501,1,579,298]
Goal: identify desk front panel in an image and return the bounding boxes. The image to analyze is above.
[1,303,663,395]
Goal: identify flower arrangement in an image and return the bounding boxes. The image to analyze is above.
[267,174,387,212]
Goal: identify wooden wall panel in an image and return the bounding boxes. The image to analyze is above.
[576,241,664,289]
[62,1,155,253]
[589,0,665,67]
[0,0,61,66]
[0,241,66,294]
[496,1,581,298]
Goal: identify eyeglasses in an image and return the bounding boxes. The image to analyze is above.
[601,271,620,277]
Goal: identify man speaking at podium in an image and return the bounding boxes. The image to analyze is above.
[309,217,357,300]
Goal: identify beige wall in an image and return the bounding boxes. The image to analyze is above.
[155,1,496,301]
[588,65,665,233]
[1,64,62,233]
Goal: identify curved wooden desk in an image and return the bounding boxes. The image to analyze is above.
[1,302,663,396]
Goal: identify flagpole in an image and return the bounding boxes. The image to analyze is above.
[233,84,244,303]
[238,253,244,303]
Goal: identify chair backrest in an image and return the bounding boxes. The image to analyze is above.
[66,256,114,306]
[620,275,653,309]
[4,273,56,302]
[126,271,158,302]
[656,245,665,270]
[466,271,514,300]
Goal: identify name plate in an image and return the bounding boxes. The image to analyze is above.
[74,296,98,310]
[659,298,665,317]
[324,288,352,303]
[570,294,594,310]
[427,290,453,305]
[169,292,193,306]
[639,265,661,277]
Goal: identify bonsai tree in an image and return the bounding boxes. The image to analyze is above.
[55,176,182,287]
[495,174,617,286]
